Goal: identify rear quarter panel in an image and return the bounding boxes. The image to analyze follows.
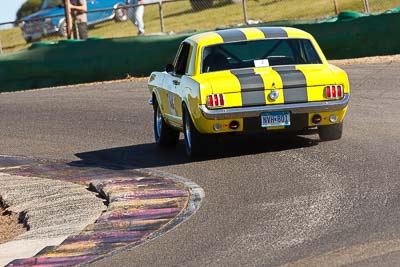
[328,64,350,95]
[181,76,202,126]
[148,71,166,112]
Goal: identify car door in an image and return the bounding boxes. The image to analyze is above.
[162,42,191,128]
[87,0,112,24]
[86,0,97,23]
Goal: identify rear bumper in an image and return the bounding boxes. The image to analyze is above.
[200,94,350,120]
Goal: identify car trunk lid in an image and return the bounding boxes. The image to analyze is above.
[199,65,337,107]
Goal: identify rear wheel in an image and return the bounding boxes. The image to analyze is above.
[319,122,343,141]
[153,99,180,147]
[183,105,205,158]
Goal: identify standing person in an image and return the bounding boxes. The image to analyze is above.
[70,0,88,40]
[127,0,145,36]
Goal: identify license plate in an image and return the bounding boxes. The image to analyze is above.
[261,112,291,127]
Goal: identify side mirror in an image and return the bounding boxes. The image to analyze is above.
[165,63,174,73]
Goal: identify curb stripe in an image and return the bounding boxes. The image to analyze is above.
[1,156,204,267]
[216,29,247,42]
[258,27,288,38]
[231,69,266,107]
[273,67,308,104]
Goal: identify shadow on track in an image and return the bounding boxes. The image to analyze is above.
[70,134,319,170]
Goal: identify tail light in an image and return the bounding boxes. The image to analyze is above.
[325,85,344,99]
[207,94,225,108]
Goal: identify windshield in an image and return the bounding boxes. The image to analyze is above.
[40,0,64,9]
[202,38,322,73]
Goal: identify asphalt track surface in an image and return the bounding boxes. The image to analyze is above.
[0,62,399,266]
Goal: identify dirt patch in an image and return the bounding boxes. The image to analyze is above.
[0,197,27,245]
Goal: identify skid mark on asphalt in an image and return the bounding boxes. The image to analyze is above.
[281,239,400,267]
[0,155,204,266]
[197,150,347,266]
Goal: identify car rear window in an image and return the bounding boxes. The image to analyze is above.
[201,38,322,73]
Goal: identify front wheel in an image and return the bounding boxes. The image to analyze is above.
[154,99,180,147]
[319,122,343,141]
[58,20,67,37]
[183,105,205,158]
[114,5,128,22]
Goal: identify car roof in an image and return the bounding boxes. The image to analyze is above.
[186,27,313,47]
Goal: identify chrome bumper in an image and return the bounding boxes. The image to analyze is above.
[200,94,349,120]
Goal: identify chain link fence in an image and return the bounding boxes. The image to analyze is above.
[1,0,399,54]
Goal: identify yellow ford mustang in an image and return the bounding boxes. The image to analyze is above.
[148,27,350,157]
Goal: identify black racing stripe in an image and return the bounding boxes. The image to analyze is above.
[258,27,288,38]
[243,114,308,132]
[231,69,264,92]
[278,70,307,88]
[241,91,266,107]
[284,88,308,103]
[273,66,296,71]
[231,69,266,107]
[230,68,254,75]
[216,29,247,42]
[273,67,308,104]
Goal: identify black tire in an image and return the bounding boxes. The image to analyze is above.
[183,105,205,158]
[114,5,128,22]
[153,99,180,147]
[58,20,67,37]
[190,0,213,11]
[319,122,343,141]
[24,37,33,43]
